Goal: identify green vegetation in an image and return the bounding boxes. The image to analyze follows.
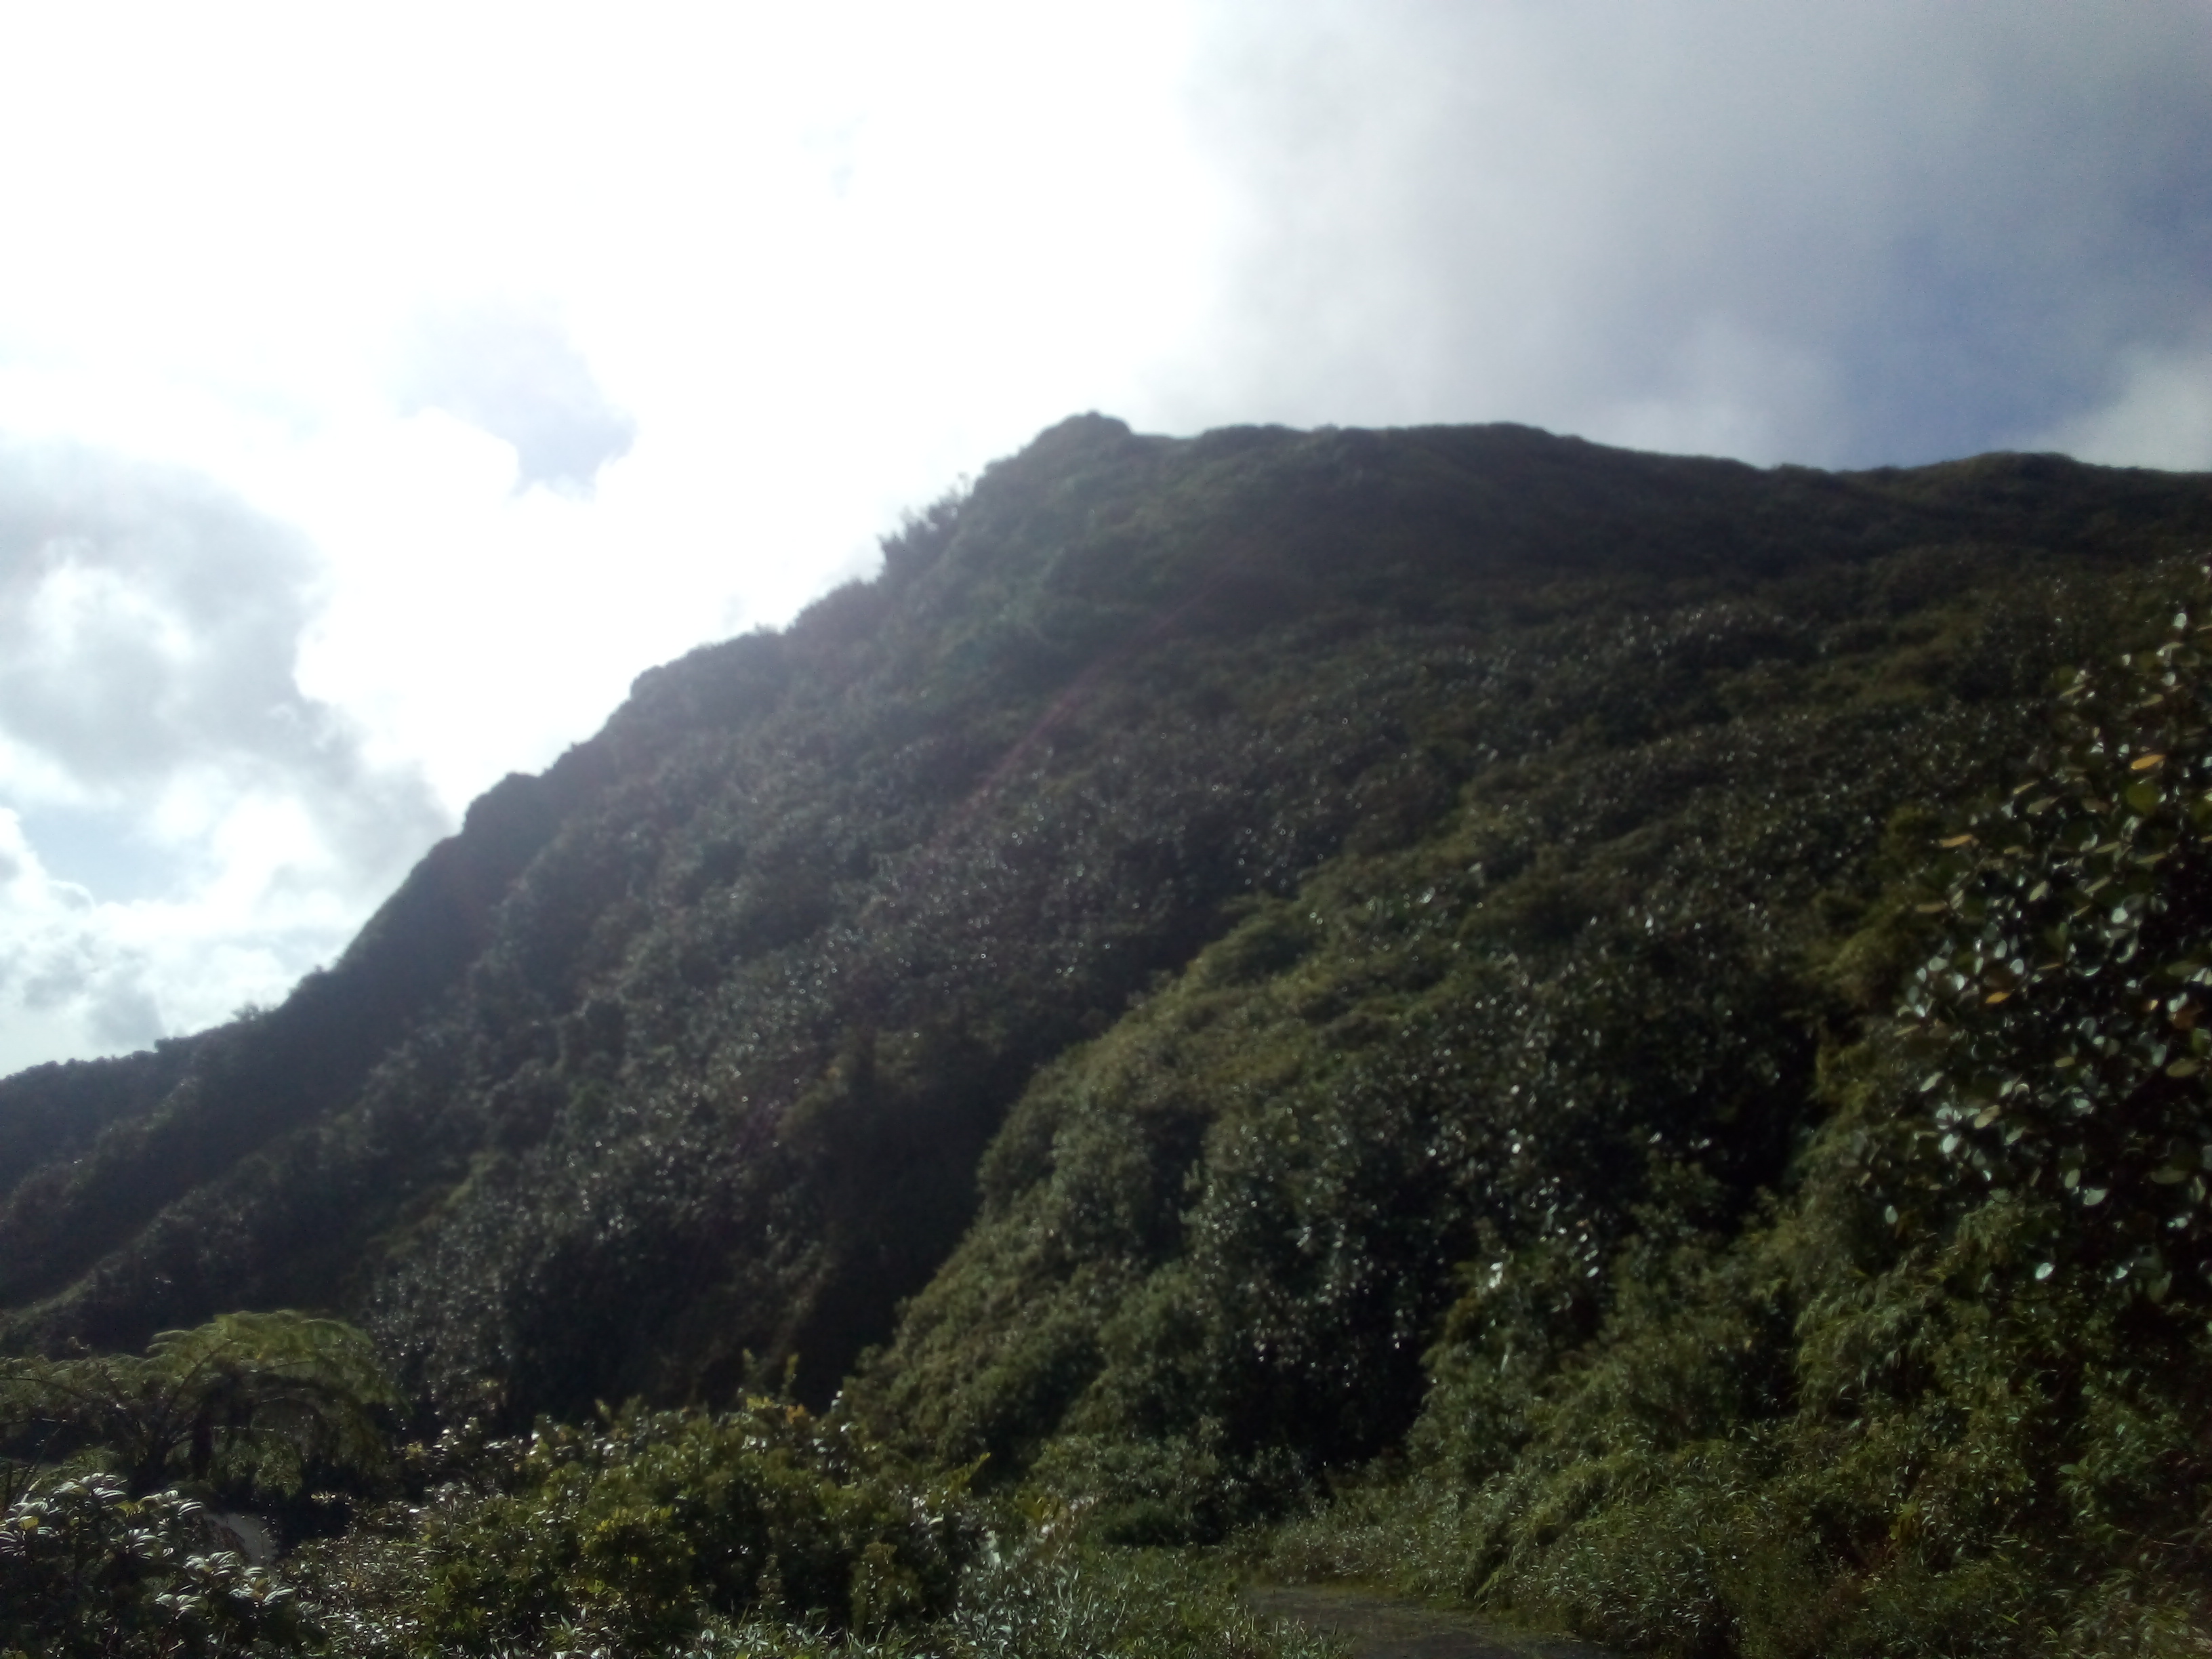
[3,1311,397,1500]
[1246,596,2212,1654]
[4,1318,1335,1659]
[2,1475,313,1658]
[292,1397,976,1655]
[4,417,2212,1652]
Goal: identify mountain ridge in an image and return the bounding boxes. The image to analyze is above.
[3,414,2208,1446]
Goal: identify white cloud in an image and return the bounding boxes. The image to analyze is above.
[0,804,337,1073]
[0,441,447,1065]
[1586,318,1843,467]
[2039,338,2212,472]
[1162,0,2212,467]
[399,300,636,495]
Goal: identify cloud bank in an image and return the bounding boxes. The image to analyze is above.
[401,302,637,495]
[1172,0,2212,467]
[0,441,447,1071]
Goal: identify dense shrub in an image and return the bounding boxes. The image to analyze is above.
[1260,579,2212,1658]
[1,1311,397,1500]
[1900,599,2212,1311]
[1,1474,312,1658]
[293,1397,979,1657]
[855,554,2147,1534]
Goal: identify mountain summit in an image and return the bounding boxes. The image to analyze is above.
[5,421,2211,1616]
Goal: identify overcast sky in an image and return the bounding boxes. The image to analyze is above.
[2,0,2209,1073]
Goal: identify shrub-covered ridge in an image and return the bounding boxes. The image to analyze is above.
[4,417,2212,1654]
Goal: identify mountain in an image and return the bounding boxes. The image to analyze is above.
[3,412,2209,1499]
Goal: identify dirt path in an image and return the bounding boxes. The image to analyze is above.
[1246,1584,1622,1659]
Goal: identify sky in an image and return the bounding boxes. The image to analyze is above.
[1,0,2209,1073]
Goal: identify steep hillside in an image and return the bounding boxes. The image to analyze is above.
[3,414,2208,1469]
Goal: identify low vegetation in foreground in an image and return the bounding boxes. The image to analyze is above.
[3,1318,1330,1659]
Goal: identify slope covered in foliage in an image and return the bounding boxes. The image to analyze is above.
[1246,600,2212,1656]
[844,531,2203,1527]
[3,415,2211,1654]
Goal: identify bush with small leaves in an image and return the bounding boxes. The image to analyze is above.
[1902,592,2212,1313]
[292,1396,979,1658]
[1,1474,312,1658]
